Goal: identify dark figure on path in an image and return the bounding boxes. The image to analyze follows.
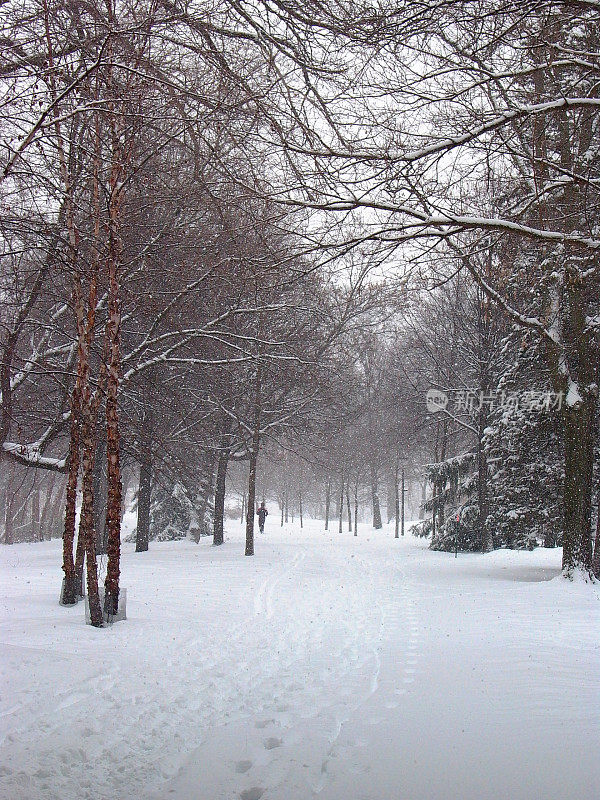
[257,501,268,533]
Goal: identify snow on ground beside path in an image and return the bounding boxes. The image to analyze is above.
[0,520,598,800]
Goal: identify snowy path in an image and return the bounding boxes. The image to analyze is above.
[1,521,598,800]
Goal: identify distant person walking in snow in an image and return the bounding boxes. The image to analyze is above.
[257,501,268,533]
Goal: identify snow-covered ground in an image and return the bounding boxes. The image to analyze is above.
[1,519,598,800]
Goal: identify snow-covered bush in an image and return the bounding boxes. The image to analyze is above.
[148,481,213,542]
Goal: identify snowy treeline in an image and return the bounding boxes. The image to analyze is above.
[1,0,599,611]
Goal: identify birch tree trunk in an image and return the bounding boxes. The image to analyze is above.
[103,271,123,616]
[79,397,103,626]
[93,433,107,554]
[61,321,84,605]
[103,91,124,615]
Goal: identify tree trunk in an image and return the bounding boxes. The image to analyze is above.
[543,520,556,549]
[245,451,258,556]
[477,288,493,553]
[394,464,400,539]
[562,397,596,576]
[104,371,122,617]
[338,479,344,533]
[135,458,152,554]
[0,484,6,543]
[370,464,382,529]
[592,495,600,578]
[79,402,102,626]
[4,483,14,545]
[93,433,108,554]
[135,404,153,552]
[103,247,122,617]
[387,476,395,524]
[213,441,230,546]
[120,468,131,525]
[102,89,126,618]
[32,488,41,541]
[299,488,303,529]
[478,419,492,552]
[354,477,359,536]
[324,478,331,530]
[245,364,261,557]
[54,483,67,538]
[436,419,448,531]
[194,456,215,543]
[61,388,82,604]
[345,478,352,532]
[62,251,97,603]
[401,467,406,537]
[241,492,246,524]
[40,478,60,540]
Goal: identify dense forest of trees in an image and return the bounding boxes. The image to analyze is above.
[1,0,598,626]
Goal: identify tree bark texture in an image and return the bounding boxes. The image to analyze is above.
[394,464,400,539]
[93,433,107,554]
[345,479,352,532]
[103,197,123,617]
[135,424,152,554]
[245,364,261,557]
[562,397,596,575]
[371,464,382,529]
[592,495,600,578]
[213,440,230,546]
[61,370,83,604]
[401,467,405,537]
[79,400,103,626]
